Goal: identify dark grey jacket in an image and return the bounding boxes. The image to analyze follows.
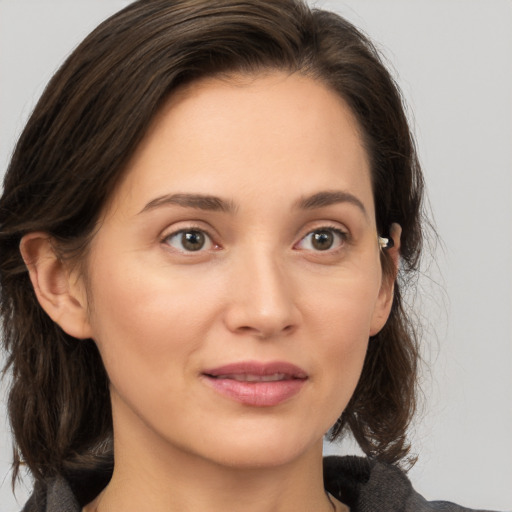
[22,456,496,512]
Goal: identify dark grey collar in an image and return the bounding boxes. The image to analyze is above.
[22,456,494,512]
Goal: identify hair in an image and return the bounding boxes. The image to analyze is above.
[0,0,423,483]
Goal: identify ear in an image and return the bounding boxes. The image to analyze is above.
[20,232,93,339]
[369,223,401,336]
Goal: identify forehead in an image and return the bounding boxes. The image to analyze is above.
[109,71,374,220]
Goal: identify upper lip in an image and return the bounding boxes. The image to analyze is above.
[202,361,308,380]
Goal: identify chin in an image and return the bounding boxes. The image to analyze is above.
[187,425,324,471]
[210,446,313,470]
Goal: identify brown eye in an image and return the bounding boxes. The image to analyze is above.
[165,229,212,252]
[182,231,205,251]
[295,227,347,252]
[311,230,334,250]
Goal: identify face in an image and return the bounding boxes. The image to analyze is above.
[76,72,393,469]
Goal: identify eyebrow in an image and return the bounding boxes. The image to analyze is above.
[139,193,237,214]
[295,190,368,218]
[139,190,367,217]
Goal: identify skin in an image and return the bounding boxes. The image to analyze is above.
[21,72,399,512]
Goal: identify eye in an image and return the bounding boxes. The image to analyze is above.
[295,227,347,252]
[164,229,215,252]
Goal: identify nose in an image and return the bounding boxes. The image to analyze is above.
[223,249,300,339]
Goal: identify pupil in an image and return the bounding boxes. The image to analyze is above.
[312,231,333,250]
[182,231,205,251]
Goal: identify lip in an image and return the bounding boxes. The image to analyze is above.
[201,361,308,407]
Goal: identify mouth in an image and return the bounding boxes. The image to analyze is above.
[201,361,308,407]
[209,373,295,382]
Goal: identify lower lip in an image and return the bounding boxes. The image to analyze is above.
[202,376,306,407]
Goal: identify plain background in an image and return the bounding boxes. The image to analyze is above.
[0,0,511,510]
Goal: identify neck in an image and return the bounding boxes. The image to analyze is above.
[89,445,336,512]
[84,415,341,512]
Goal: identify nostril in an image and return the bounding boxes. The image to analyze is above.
[233,323,295,338]
[236,325,255,333]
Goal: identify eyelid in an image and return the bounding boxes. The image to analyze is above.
[293,224,350,252]
[160,222,221,253]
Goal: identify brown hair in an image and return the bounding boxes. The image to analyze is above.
[0,0,423,483]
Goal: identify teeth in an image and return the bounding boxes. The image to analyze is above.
[216,373,288,382]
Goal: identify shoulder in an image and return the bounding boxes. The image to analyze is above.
[323,456,497,512]
[21,476,80,512]
[21,464,111,512]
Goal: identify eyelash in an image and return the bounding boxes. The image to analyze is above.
[161,225,349,254]
[294,226,349,253]
[162,226,218,253]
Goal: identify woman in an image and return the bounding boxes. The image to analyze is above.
[0,1,497,511]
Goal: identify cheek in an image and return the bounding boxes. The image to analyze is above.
[305,262,382,342]
[319,307,370,400]
[85,254,221,394]
[304,267,381,408]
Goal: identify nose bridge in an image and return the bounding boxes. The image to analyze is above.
[224,244,298,337]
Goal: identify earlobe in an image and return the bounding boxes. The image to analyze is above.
[20,233,93,340]
[370,223,401,336]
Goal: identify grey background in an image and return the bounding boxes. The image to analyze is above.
[0,0,511,510]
